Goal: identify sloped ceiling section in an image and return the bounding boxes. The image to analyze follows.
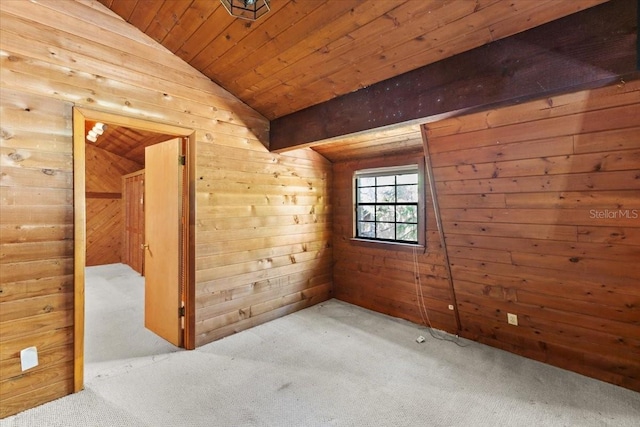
[84,121,175,164]
[97,0,608,121]
[271,0,639,154]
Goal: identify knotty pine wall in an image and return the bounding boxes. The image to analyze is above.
[194,145,332,345]
[333,153,458,333]
[85,144,142,266]
[424,80,640,390]
[0,0,331,417]
[0,91,75,416]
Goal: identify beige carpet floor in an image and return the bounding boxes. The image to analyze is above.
[2,263,639,426]
[82,263,180,382]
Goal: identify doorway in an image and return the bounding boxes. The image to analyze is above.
[73,108,196,392]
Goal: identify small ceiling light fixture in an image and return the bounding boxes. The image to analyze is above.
[93,123,107,135]
[221,0,270,21]
[86,122,107,143]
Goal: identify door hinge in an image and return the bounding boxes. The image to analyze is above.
[179,306,185,317]
[179,155,186,165]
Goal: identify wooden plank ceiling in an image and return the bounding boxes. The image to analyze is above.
[84,120,175,164]
[97,0,607,122]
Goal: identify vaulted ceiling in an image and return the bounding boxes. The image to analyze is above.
[97,0,608,122]
[90,0,636,164]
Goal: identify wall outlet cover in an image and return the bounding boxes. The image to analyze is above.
[20,346,39,371]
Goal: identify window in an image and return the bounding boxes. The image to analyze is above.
[354,164,422,245]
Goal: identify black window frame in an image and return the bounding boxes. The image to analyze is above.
[353,163,425,247]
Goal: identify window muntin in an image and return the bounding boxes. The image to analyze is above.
[355,166,420,244]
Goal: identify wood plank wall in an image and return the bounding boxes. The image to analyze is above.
[0,0,332,417]
[194,146,333,345]
[85,144,142,266]
[0,90,75,418]
[424,80,640,391]
[332,153,458,333]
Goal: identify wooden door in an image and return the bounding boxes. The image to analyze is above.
[144,138,183,346]
[122,169,145,275]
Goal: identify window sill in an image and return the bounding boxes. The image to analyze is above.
[349,238,425,253]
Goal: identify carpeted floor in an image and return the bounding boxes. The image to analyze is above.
[83,264,180,382]
[2,264,639,426]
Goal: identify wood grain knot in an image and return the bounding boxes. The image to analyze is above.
[0,128,14,140]
[8,152,24,162]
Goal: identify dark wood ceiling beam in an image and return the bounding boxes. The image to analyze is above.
[270,0,638,152]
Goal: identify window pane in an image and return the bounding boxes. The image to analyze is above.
[357,205,375,221]
[397,184,418,202]
[376,205,394,222]
[358,186,375,203]
[396,205,417,223]
[354,166,421,245]
[358,177,375,187]
[397,173,418,185]
[396,223,417,242]
[376,186,395,202]
[358,221,375,238]
[376,222,395,240]
[376,175,395,186]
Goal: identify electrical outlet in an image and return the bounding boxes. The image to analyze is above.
[507,313,518,326]
[20,346,38,371]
